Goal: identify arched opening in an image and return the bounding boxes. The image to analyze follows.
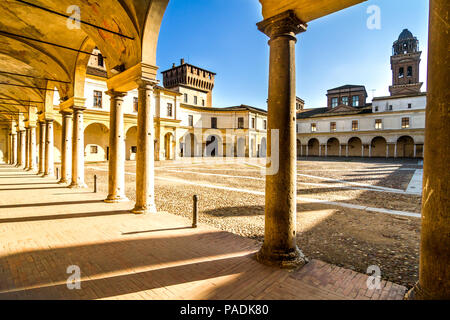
[327,138,340,156]
[260,137,267,158]
[125,126,137,160]
[84,123,109,162]
[181,133,197,158]
[348,137,362,157]
[397,136,414,158]
[164,132,174,160]
[205,135,222,157]
[237,137,246,157]
[371,136,387,157]
[308,138,319,156]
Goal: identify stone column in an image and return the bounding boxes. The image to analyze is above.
[339,144,342,157]
[386,144,390,158]
[69,108,87,188]
[38,121,46,174]
[11,133,17,165]
[318,145,322,157]
[255,11,307,268]
[18,130,25,168]
[132,81,157,214]
[25,127,30,170]
[394,143,398,158]
[105,90,129,202]
[361,144,365,158]
[325,144,328,157]
[43,120,54,177]
[414,144,417,158]
[369,144,372,158]
[29,125,37,171]
[7,133,12,164]
[407,0,450,300]
[346,144,349,157]
[305,145,308,157]
[59,112,72,184]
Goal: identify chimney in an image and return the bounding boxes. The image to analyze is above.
[172,63,176,68]
[180,58,185,65]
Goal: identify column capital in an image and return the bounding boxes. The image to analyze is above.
[45,118,54,123]
[106,90,128,99]
[257,10,307,40]
[59,110,73,117]
[136,79,158,90]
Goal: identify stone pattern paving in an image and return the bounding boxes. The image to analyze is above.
[0,165,406,300]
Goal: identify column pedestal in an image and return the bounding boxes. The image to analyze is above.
[255,11,307,269]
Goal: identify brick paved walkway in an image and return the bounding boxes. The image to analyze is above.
[0,164,406,300]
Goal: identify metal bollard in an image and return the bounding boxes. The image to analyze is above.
[94,175,97,193]
[192,195,198,228]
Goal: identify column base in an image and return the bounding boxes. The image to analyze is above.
[256,244,308,269]
[404,282,447,300]
[68,182,88,189]
[104,195,130,203]
[58,179,70,185]
[43,174,55,178]
[131,203,157,215]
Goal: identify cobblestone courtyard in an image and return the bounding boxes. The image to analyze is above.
[84,157,422,289]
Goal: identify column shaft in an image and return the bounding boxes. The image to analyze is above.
[105,91,128,202]
[44,120,54,177]
[38,122,46,174]
[132,82,157,214]
[255,11,307,268]
[12,133,17,165]
[30,126,37,171]
[69,109,87,188]
[409,0,450,300]
[19,130,26,168]
[59,113,72,184]
[25,128,30,170]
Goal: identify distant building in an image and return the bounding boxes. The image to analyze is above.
[296,29,426,158]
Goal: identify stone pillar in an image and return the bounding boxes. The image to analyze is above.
[69,108,87,188]
[346,144,349,157]
[369,144,372,158]
[407,0,450,300]
[132,81,157,214]
[11,133,17,165]
[25,127,30,170]
[7,133,12,164]
[305,145,308,157]
[386,144,390,158]
[414,144,417,158]
[105,90,129,202]
[38,121,46,174]
[394,143,398,158]
[43,120,54,177]
[318,145,322,157]
[361,144,365,158]
[255,11,307,268]
[29,125,37,171]
[339,144,342,157]
[59,112,72,184]
[18,130,25,168]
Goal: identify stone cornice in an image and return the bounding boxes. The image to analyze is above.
[107,62,159,92]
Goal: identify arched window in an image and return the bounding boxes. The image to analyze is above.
[407,66,413,77]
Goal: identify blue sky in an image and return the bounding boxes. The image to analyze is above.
[156,0,429,110]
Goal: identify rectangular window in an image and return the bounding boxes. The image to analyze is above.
[330,122,336,131]
[194,96,198,105]
[402,117,410,129]
[389,105,393,111]
[352,96,359,107]
[188,115,193,127]
[133,97,138,112]
[211,117,217,129]
[375,119,383,130]
[97,54,104,67]
[131,146,137,153]
[263,120,267,130]
[93,90,102,108]
[251,118,256,129]
[331,97,338,108]
[184,93,188,103]
[342,96,349,105]
[399,67,404,78]
[375,106,379,112]
[311,123,317,132]
[407,66,413,77]
[238,117,244,129]
[408,103,412,109]
[90,145,98,154]
[167,103,173,117]
[352,120,359,131]
[202,99,205,106]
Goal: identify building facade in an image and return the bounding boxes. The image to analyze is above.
[296,29,426,159]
